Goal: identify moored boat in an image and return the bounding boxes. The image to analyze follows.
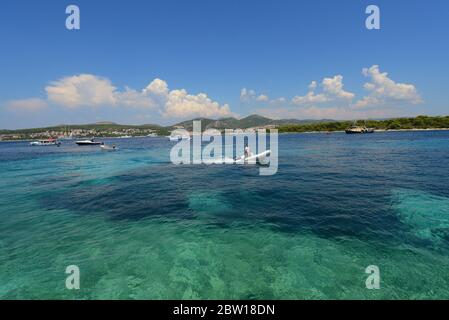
[345,125,374,134]
[30,139,61,146]
[100,144,118,151]
[76,138,102,145]
[168,135,182,141]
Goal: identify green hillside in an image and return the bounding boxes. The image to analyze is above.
[278,115,449,133]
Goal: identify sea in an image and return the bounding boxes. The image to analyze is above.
[1,131,449,299]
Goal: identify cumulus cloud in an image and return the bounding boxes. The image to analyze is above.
[354,65,422,107]
[6,98,48,112]
[246,65,422,119]
[163,89,233,118]
[114,86,156,108]
[7,74,233,120]
[291,90,328,105]
[143,78,169,96]
[292,75,354,105]
[322,75,355,99]
[240,88,256,102]
[256,94,269,102]
[46,74,117,108]
[240,88,285,105]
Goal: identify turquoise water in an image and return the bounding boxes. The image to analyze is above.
[1,132,449,299]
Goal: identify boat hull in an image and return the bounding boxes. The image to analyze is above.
[76,142,102,145]
[345,129,374,134]
[30,140,60,146]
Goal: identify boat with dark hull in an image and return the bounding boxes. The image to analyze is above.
[76,138,102,145]
[345,121,375,134]
[345,126,374,134]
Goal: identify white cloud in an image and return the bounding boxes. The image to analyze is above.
[143,78,169,96]
[5,65,422,123]
[291,91,328,105]
[247,65,422,119]
[6,98,48,112]
[308,81,317,91]
[114,87,156,109]
[322,75,355,99]
[292,76,354,105]
[256,94,269,102]
[240,88,285,105]
[355,65,422,107]
[240,88,256,102]
[271,97,286,104]
[163,89,233,118]
[7,74,234,120]
[46,74,117,108]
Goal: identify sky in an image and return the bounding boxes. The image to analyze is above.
[0,0,448,129]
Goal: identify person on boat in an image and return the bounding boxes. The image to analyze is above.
[244,144,250,158]
[112,144,116,150]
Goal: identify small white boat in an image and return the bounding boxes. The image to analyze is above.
[202,150,271,165]
[30,139,61,146]
[100,144,118,151]
[169,135,182,141]
[76,139,102,146]
[235,150,271,165]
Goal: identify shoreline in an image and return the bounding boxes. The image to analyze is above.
[280,128,449,134]
[2,128,449,142]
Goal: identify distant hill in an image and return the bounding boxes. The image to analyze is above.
[93,121,117,125]
[172,114,334,131]
[0,115,336,134]
[0,122,167,136]
[3,115,449,140]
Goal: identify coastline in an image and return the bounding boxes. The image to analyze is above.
[279,128,449,134]
[2,128,449,142]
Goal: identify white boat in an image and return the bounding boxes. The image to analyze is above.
[345,126,374,134]
[169,135,182,141]
[235,150,271,165]
[202,150,271,165]
[30,139,60,146]
[100,144,118,151]
[76,139,102,145]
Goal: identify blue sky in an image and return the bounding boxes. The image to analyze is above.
[0,0,448,129]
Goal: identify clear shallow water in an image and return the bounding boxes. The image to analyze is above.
[1,132,449,299]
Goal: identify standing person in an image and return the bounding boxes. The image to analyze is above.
[244,144,250,158]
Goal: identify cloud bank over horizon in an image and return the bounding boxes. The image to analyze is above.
[3,65,423,126]
[244,65,423,120]
[5,75,235,123]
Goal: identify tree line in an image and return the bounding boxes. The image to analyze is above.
[278,116,449,133]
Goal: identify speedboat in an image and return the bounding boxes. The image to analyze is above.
[100,144,118,151]
[202,150,272,165]
[235,150,271,165]
[169,135,182,141]
[76,138,102,145]
[30,139,61,146]
[345,126,374,134]
[345,121,374,134]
